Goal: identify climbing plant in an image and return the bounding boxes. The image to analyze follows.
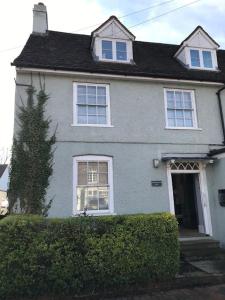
[8,81,56,216]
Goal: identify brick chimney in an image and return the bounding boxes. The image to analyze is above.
[33,3,48,34]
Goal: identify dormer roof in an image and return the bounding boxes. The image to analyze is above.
[91,15,135,41]
[181,26,219,48]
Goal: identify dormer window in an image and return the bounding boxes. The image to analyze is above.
[174,26,219,71]
[101,39,128,62]
[190,49,213,69]
[102,40,113,59]
[91,16,135,64]
[116,42,127,60]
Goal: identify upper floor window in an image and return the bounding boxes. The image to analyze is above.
[164,89,198,129]
[73,155,114,215]
[101,39,128,62]
[102,40,113,59]
[190,49,214,69]
[73,83,111,126]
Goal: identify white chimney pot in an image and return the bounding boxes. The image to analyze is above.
[33,2,48,34]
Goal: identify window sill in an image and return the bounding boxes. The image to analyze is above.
[71,123,114,128]
[165,127,202,131]
[99,58,132,64]
[73,211,116,217]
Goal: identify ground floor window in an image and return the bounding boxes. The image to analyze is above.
[73,155,113,214]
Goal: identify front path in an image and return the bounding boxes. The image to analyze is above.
[104,284,225,300]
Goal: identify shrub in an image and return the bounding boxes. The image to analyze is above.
[0,213,179,299]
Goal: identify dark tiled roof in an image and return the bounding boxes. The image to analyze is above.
[0,165,7,178]
[12,30,225,83]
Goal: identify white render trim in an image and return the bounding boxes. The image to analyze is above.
[16,68,224,86]
[167,161,212,236]
[164,88,198,129]
[73,155,114,216]
[73,82,111,127]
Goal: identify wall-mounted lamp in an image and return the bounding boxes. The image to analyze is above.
[153,159,160,168]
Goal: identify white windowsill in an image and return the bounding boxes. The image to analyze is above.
[71,123,114,128]
[189,66,218,71]
[99,58,131,64]
[72,211,116,217]
[165,127,202,131]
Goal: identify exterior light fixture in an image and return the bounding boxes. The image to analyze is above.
[153,159,160,168]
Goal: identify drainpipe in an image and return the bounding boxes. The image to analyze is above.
[216,85,225,145]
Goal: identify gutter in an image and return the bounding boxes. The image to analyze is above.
[216,85,225,145]
[15,67,224,86]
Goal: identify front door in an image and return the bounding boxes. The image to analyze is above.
[167,161,212,236]
[172,173,205,234]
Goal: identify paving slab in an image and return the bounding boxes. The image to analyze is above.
[189,260,225,275]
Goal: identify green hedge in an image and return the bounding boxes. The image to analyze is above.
[0,213,179,299]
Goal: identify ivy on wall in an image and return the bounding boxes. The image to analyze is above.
[8,80,56,216]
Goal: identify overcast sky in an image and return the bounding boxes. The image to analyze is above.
[1,0,225,154]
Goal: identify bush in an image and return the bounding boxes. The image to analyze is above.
[0,213,179,299]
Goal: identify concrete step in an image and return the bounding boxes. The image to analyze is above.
[180,238,222,260]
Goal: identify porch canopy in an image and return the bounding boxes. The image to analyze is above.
[161,153,215,162]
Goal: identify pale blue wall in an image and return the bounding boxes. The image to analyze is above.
[14,72,225,244]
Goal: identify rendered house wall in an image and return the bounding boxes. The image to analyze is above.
[14,71,225,243]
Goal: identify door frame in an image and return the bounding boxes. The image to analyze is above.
[167,161,212,236]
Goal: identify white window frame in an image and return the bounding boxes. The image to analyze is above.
[73,82,112,127]
[188,48,217,70]
[73,155,114,216]
[100,38,130,63]
[164,88,198,130]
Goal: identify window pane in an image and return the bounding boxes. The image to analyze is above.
[167,91,175,108]
[167,109,175,118]
[175,92,183,108]
[203,51,213,68]
[176,110,184,118]
[183,92,192,108]
[99,173,108,185]
[87,86,96,95]
[78,105,87,116]
[87,95,96,105]
[77,94,86,104]
[102,40,112,59]
[97,106,106,115]
[77,85,86,95]
[116,42,127,61]
[97,87,106,96]
[78,162,87,185]
[185,119,193,127]
[97,95,106,105]
[168,118,176,127]
[86,188,98,210]
[176,118,185,127]
[78,116,87,124]
[99,162,108,173]
[184,110,192,119]
[77,187,87,211]
[98,116,107,124]
[88,106,97,115]
[190,49,200,67]
[99,188,109,209]
[88,115,98,124]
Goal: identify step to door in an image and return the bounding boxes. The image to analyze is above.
[180,238,224,260]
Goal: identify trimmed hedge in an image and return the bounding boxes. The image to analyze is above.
[0,213,179,299]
